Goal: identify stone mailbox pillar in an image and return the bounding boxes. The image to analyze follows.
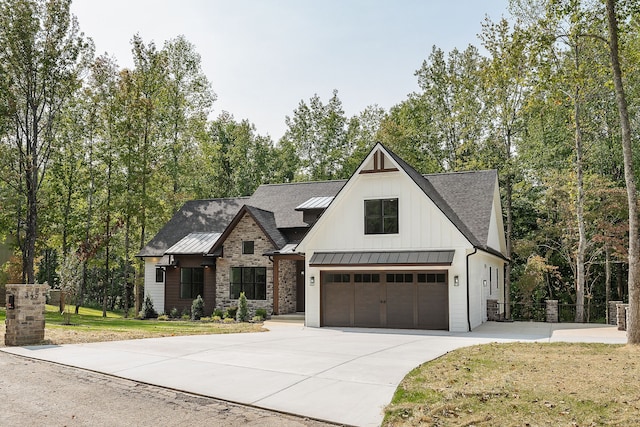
[545,300,558,323]
[4,283,49,346]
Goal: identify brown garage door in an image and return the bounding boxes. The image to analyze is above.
[321,271,448,330]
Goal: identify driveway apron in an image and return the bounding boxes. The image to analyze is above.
[0,322,627,427]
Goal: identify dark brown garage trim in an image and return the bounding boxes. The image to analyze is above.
[309,250,454,266]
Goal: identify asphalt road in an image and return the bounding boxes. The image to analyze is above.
[0,351,336,427]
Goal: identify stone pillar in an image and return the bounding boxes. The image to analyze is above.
[608,301,623,325]
[545,300,558,323]
[617,303,629,331]
[486,299,499,321]
[4,283,49,346]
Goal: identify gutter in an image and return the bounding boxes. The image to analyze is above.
[466,247,478,332]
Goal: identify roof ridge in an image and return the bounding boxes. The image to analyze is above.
[257,179,348,188]
[422,169,496,177]
[186,196,250,202]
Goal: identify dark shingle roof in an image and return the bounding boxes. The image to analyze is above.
[248,180,346,228]
[426,170,498,250]
[137,197,248,257]
[244,205,288,249]
[139,144,503,259]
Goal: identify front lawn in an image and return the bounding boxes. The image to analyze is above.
[383,342,640,426]
[0,305,265,345]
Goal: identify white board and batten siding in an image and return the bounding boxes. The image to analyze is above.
[299,170,476,332]
[143,257,165,315]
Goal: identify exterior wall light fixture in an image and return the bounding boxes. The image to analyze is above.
[454,275,459,286]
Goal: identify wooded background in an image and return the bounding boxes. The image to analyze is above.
[1,0,639,328]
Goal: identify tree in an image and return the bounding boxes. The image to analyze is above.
[605,0,639,343]
[413,45,486,170]
[0,0,90,283]
[204,112,275,197]
[161,35,215,212]
[57,251,82,324]
[281,90,349,180]
[479,18,531,318]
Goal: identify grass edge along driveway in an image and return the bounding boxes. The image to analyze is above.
[0,305,265,346]
[383,341,640,426]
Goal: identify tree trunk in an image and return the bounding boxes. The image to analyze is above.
[574,78,586,323]
[606,245,611,323]
[505,173,513,319]
[606,0,640,344]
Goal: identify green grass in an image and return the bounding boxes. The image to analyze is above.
[383,342,640,426]
[1,304,264,344]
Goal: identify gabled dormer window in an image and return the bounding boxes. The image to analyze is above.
[364,198,398,234]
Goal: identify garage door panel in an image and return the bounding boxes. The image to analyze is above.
[417,282,448,329]
[354,283,381,327]
[385,283,415,328]
[321,270,449,330]
[323,282,352,326]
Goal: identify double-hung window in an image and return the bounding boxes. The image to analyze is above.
[230,267,266,300]
[364,198,398,234]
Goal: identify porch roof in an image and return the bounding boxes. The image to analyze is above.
[165,232,222,255]
[309,250,455,266]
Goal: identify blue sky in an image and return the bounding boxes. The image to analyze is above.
[71,1,509,141]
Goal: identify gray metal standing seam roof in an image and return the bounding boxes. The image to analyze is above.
[165,232,223,255]
[295,196,335,211]
[309,250,455,266]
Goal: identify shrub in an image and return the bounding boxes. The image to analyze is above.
[157,314,169,321]
[251,315,263,322]
[200,316,212,323]
[191,295,205,320]
[212,315,222,322]
[223,317,235,323]
[140,296,158,319]
[255,308,267,320]
[237,292,249,322]
[213,308,224,318]
[225,306,238,319]
[169,307,180,319]
[181,313,190,321]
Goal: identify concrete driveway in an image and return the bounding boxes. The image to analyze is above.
[1,321,627,427]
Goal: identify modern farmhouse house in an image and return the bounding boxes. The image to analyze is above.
[137,143,508,332]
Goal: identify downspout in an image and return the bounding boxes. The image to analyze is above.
[466,248,478,332]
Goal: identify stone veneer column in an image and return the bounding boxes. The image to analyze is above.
[608,301,622,325]
[616,303,629,331]
[545,300,558,323]
[486,299,499,321]
[4,283,50,346]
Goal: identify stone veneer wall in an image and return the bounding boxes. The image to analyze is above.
[608,301,623,325]
[617,303,629,331]
[4,283,49,346]
[545,300,558,323]
[277,259,297,314]
[216,213,275,316]
[486,299,499,321]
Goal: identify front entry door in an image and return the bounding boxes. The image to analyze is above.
[296,260,305,312]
